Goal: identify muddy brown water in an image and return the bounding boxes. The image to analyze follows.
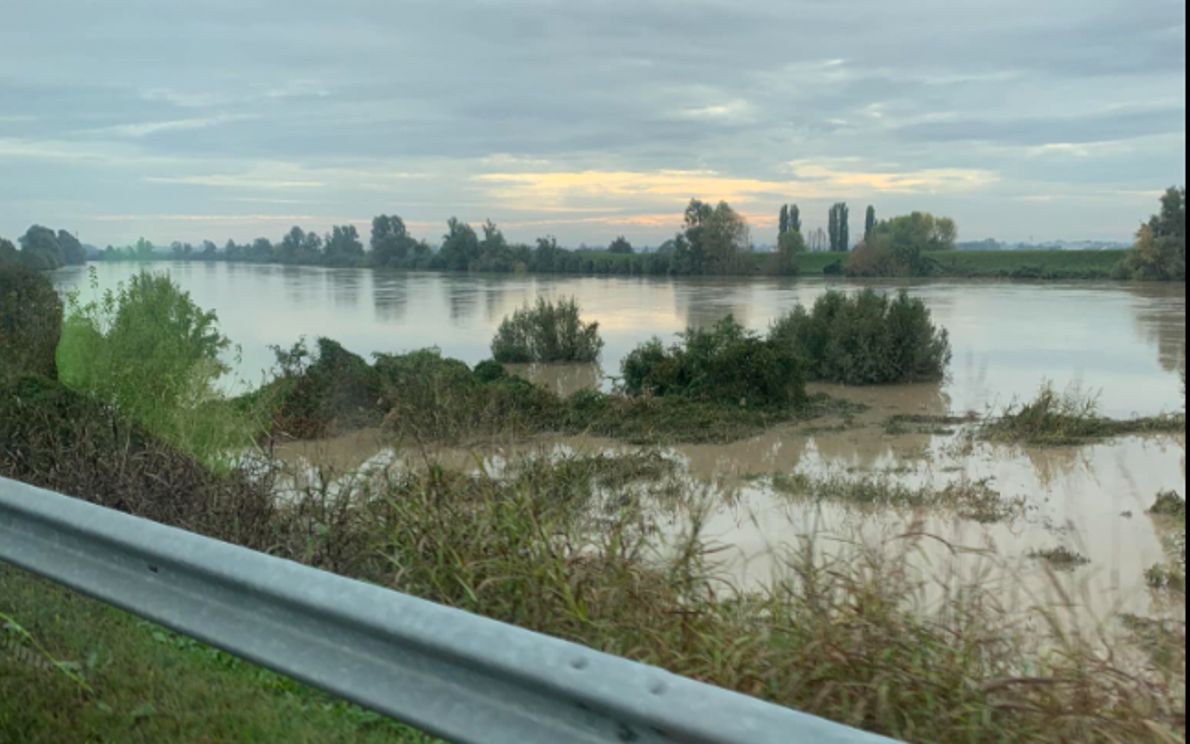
[58,263,1186,625]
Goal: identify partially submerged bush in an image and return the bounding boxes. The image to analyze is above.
[375,348,563,441]
[769,289,951,384]
[1150,490,1186,520]
[490,296,603,363]
[0,265,62,382]
[265,337,383,438]
[621,316,806,408]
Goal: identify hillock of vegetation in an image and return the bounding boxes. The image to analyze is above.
[769,289,951,385]
[261,337,385,438]
[621,316,806,408]
[490,297,603,363]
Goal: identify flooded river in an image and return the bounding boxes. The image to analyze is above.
[55,261,1185,417]
[55,262,1186,625]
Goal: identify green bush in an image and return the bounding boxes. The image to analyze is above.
[621,316,806,408]
[265,337,383,437]
[490,296,603,363]
[769,289,951,385]
[374,348,563,441]
[55,270,257,468]
[0,265,62,383]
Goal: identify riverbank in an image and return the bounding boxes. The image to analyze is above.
[86,247,1140,281]
[792,248,1130,279]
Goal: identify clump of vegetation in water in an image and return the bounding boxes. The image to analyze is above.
[490,296,603,363]
[375,348,563,442]
[1149,490,1186,520]
[768,289,951,385]
[882,412,977,436]
[621,315,806,408]
[982,382,1185,446]
[1145,563,1186,593]
[0,264,62,383]
[1028,546,1091,571]
[54,270,260,469]
[771,472,1025,524]
[261,337,384,438]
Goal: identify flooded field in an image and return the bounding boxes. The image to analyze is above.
[59,263,1186,629]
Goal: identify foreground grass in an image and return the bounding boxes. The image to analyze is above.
[0,567,430,744]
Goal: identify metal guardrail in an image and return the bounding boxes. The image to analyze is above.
[0,476,897,743]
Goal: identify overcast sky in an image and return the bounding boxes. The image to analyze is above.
[1,0,1185,248]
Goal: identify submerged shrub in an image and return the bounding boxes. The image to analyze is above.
[375,348,563,441]
[490,296,603,363]
[621,315,806,408]
[0,264,62,383]
[768,289,951,385]
[55,270,256,468]
[265,337,383,438]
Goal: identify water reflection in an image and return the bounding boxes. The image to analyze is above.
[372,271,409,322]
[674,279,752,330]
[1128,283,1187,376]
[327,269,362,309]
[446,281,479,324]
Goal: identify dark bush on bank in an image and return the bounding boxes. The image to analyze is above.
[490,297,603,363]
[265,337,384,437]
[0,375,273,548]
[621,316,806,408]
[0,265,62,383]
[375,348,563,441]
[769,289,951,385]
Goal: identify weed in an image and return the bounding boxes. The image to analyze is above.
[983,382,1185,446]
[1027,546,1091,571]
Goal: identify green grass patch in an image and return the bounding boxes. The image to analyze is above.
[0,566,431,744]
[923,249,1128,279]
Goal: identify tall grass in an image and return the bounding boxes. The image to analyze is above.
[262,454,1185,743]
[490,296,603,363]
[983,382,1185,445]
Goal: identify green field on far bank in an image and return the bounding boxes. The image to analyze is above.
[794,249,1129,280]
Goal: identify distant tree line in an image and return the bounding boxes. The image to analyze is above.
[2,200,968,280]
